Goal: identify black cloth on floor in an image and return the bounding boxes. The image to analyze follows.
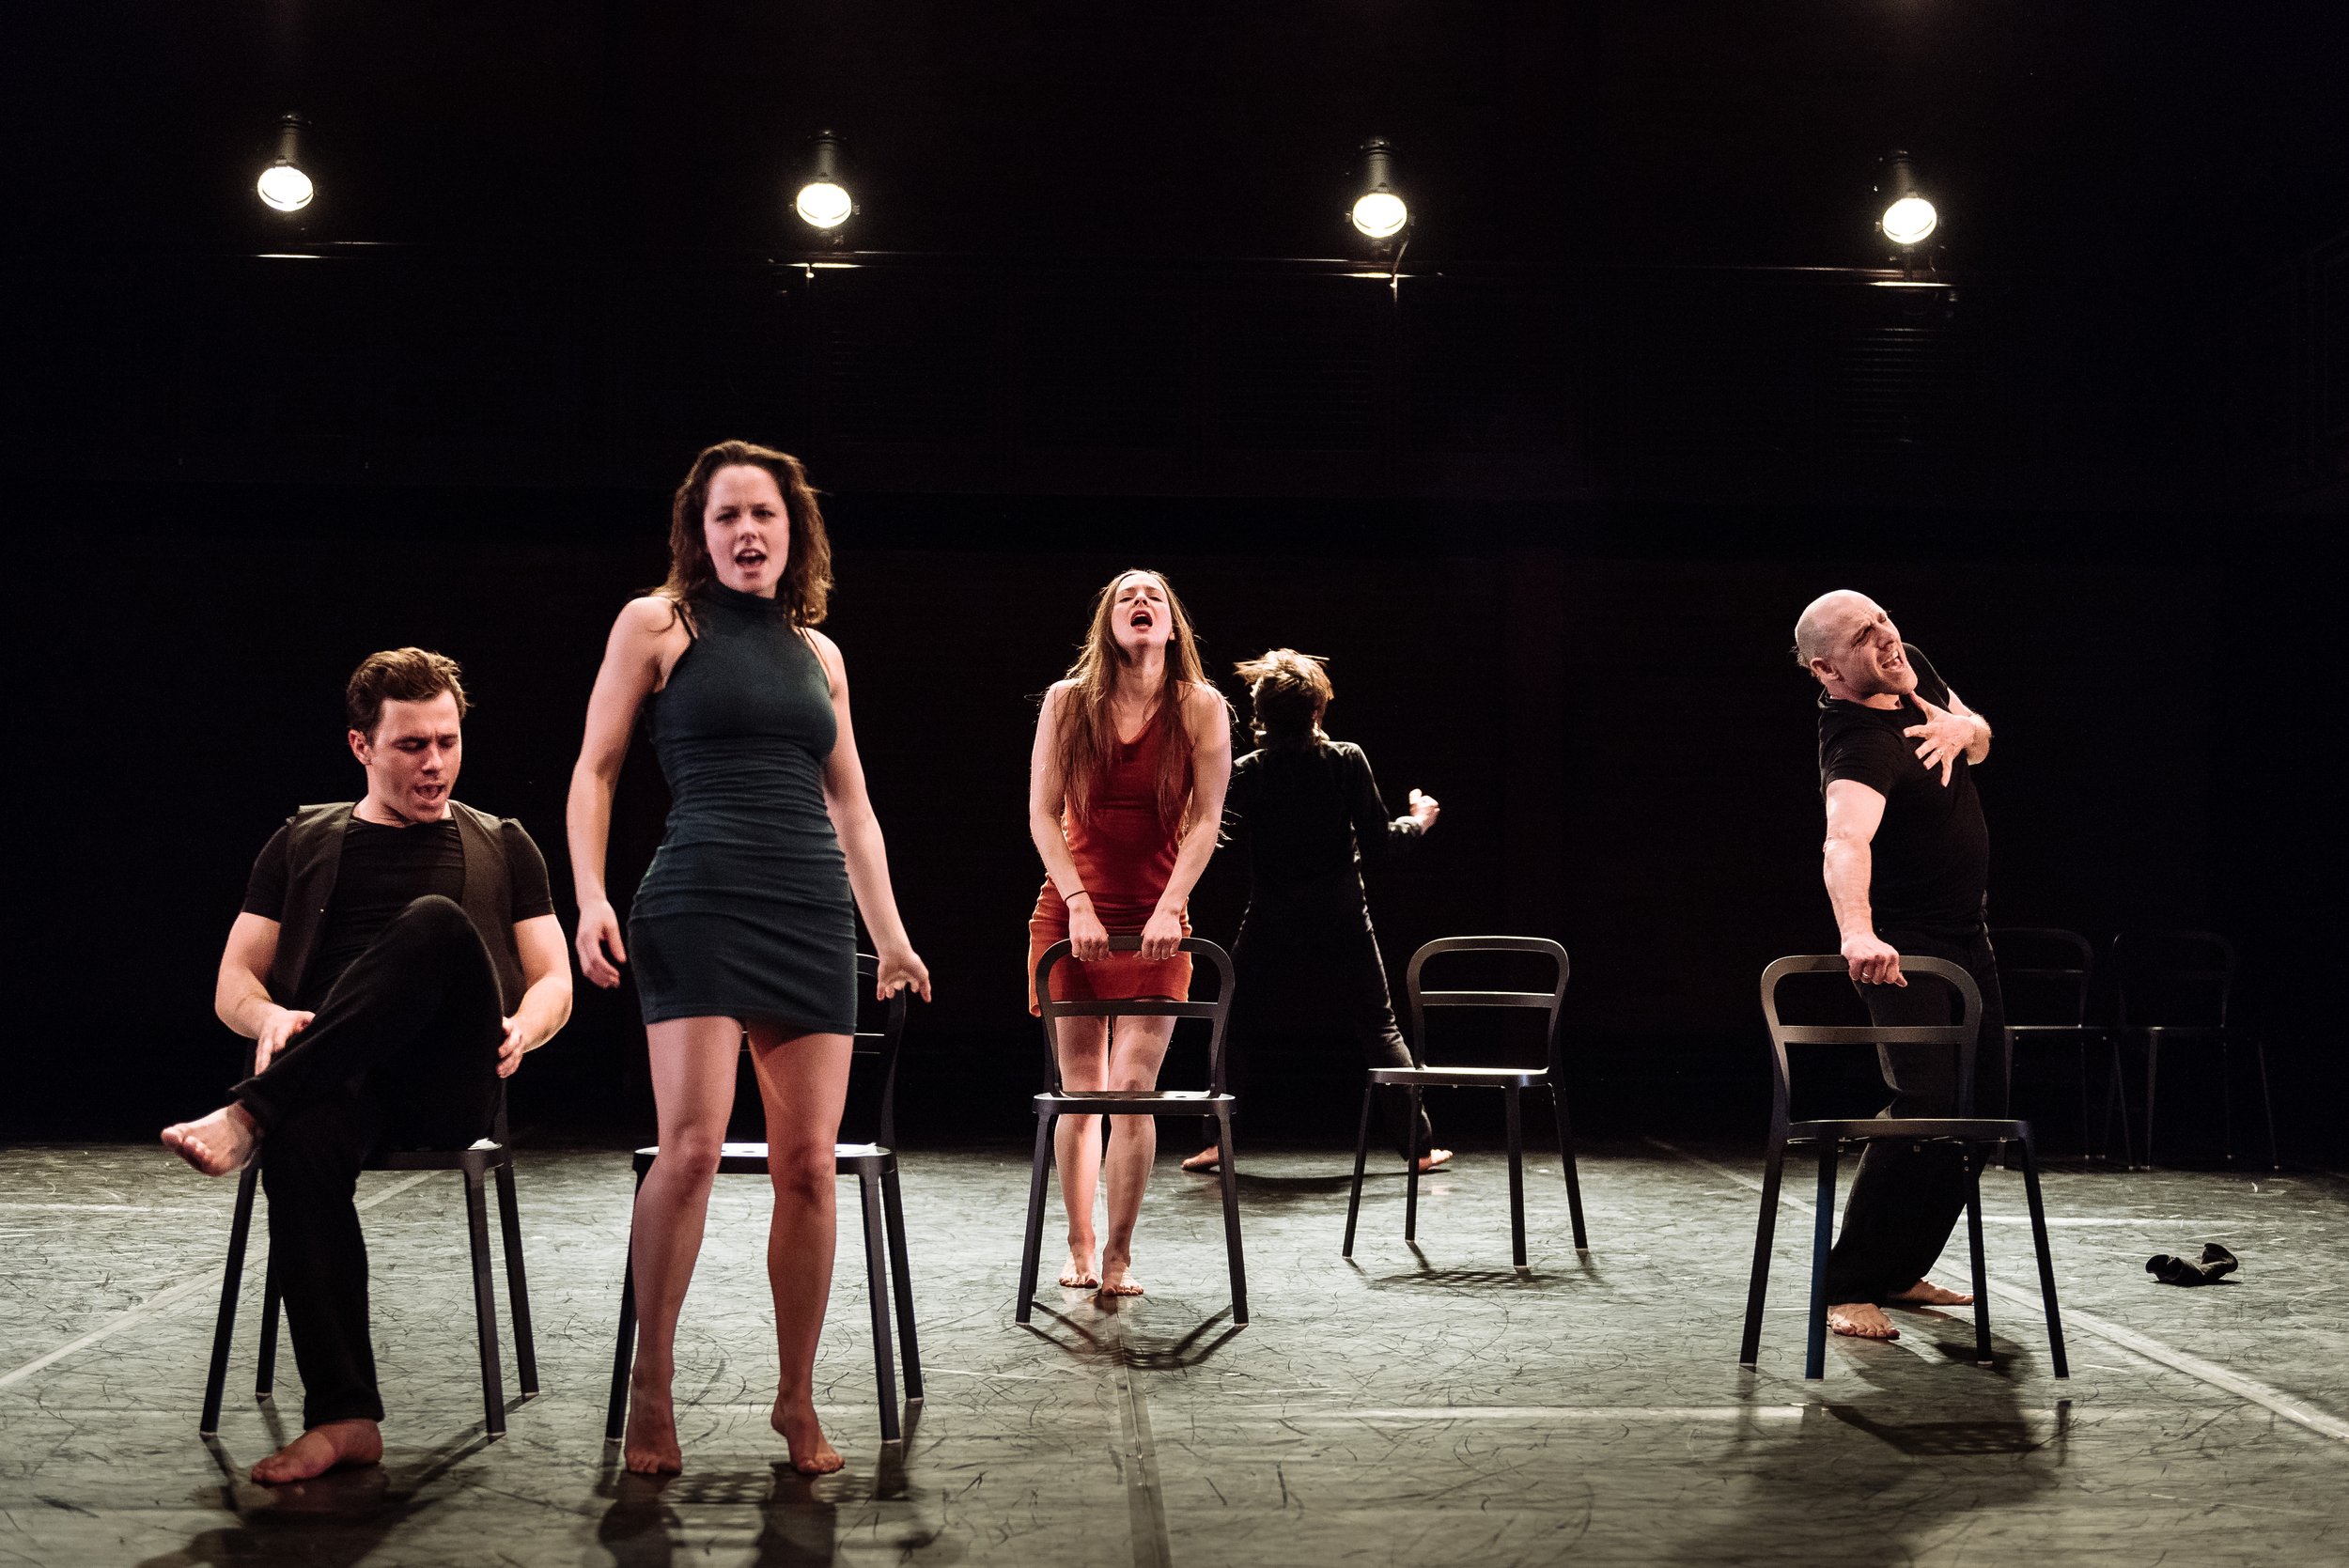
[2147,1243,2240,1286]
[1820,924,2009,1306]
[240,894,505,1427]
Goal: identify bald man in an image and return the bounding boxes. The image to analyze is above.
[1793,589,2006,1343]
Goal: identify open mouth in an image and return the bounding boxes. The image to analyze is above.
[1129,610,1155,630]
[734,549,768,570]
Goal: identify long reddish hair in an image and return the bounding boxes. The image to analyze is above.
[654,440,833,627]
[1051,569,1221,834]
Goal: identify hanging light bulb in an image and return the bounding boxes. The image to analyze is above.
[256,114,315,212]
[1348,137,1411,244]
[1875,152,1938,248]
[793,132,853,237]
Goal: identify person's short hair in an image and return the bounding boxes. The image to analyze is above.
[1236,648,1332,743]
[346,647,470,737]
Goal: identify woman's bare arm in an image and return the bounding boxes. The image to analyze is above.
[1139,684,1234,959]
[565,598,678,987]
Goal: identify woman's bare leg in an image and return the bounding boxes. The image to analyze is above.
[1098,1017,1174,1296]
[624,1016,740,1475]
[1053,1018,1109,1286]
[747,1026,853,1475]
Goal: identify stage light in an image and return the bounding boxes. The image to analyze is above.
[1348,137,1410,245]
[257,114,315,212]
[1874,151,1937,248]
[793,132,853,239]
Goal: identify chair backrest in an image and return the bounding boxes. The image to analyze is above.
[847,952,910,1147]
[1759,955,1982,1126]
[1988,926,2095,1029]
[2111,929,2233,1030]
[1403,936,1570,1075]
[1033,937,1236,1094]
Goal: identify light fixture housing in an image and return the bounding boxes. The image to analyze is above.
[1348,137,1411,250]
[257,113,315,213]
[1874,151,1938,250]
[793,132,854,243]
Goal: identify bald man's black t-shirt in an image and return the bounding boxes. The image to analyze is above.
[1816,644,1988,934]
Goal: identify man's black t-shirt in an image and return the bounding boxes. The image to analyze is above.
[1223,739,1420,894]
[1817,644,1988,934]
[243,815,555,1007]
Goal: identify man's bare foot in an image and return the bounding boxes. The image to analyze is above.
[1179,1146,1221,1172]
[1887,1278,1974,1308]
[1059,1249,1100,1289]
[250,1419,381,1484]
[623,1376,684,1475]
[162,1104,260,1177]
[770,1398,843,1475]
[1827,1302,1899,1340]
[1098,1255,1144,1297]
[1418,1147,1455,1172]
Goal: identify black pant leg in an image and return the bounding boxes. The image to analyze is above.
[237,895,504,1141]
[1821,930,1973,1304]
[261,1091,386,1427]
[1334,924,1433,1159]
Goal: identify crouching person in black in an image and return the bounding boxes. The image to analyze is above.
[163,648,572,1484]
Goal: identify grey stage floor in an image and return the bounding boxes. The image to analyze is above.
[3,1140,2345,1566]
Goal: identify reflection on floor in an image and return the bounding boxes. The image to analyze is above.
[3,1141,2344,1566]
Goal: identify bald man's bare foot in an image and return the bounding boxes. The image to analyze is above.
[1179,1145,1221,1172]
[1887,1278,1973,1308]
[771,1397,843,1475]
[250,1419,381,1484]
[623,1376,683,1475]
[1098,1253,1144,1297]
[1059,1249,1100,1289]
[162,1104,259,1177]
[1827,1302,1899,1340]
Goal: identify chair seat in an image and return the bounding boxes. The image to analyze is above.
[1368,1065,1548,1087]
[1786,1117,2030,1143]
[628,1141,900,1176]
[1034,1090,1235,1110]
[373,1139,507,1172]
[2006,1023,2105,1035]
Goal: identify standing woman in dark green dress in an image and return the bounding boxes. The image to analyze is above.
[568,440,930,1478]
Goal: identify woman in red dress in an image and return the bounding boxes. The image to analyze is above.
[1027,568,1232,1297]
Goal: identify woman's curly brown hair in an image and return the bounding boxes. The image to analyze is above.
[1235,647,1332,745]
[655,440,834,627]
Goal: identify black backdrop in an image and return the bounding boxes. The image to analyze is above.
[17,489,2337,1160]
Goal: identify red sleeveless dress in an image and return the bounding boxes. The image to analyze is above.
[1027,709,1192,1013]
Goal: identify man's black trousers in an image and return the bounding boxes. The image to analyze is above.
[233,895,503,1428]
[1820,924,2009,1306]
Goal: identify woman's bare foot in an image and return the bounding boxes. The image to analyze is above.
[1418,1147,1455,1172]
[250,1419,381,1484]
[623,1375,684,1475]
[1887,1277,1974,1308]
[162,1104,260,1177]
[1059,1249,1100,1289]
[1179,1145,1221,1172]
[1827,1302,1899,1340]
[770,1398,843,1475]
[1098,1254,1144,1297]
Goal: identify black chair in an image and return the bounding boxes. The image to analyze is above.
[1016,936,1245,1326]
[1343,937,1583,1267]
[2113,930,2278,1169]
[199,1089,537,1437]
[1737,955,2068,1381]
[604,955,923,1450]
[1990,927,2131,1162]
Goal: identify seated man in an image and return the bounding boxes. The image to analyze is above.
[163,647,572,1484]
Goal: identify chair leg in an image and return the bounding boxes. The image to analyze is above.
[858,1172,901,1444]
[1963,1146,1993,1367]
[605,1164,647,1444]
[493,1159,537,1398]
[2101,1034,2135,1167]
[1804,1145,1839,1380]
[1737,1141,1786,1369]
[880,1164,924,1403]
[2220,1038,2236,1165]
[1016,1112,1055,1326]
[1403,1088,1423,1243]
[1342,1081,1375,1258]
[460,1166,507,1437]
[1504,1085,1527,1269]
[2142,1032,2159,1170]
[2017,1135,2068,1377]
[2254,1042,2279,1171]
[2074,1038,2095,1164]
[200,1165,261,1435]
[256,1246,282,1401]
[1216,1110,1248,1326]
[1549,1082,1589,1251]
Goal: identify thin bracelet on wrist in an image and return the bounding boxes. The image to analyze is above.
[1065,889,1093,907]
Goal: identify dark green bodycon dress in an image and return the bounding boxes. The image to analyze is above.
[629,582,858,1035]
